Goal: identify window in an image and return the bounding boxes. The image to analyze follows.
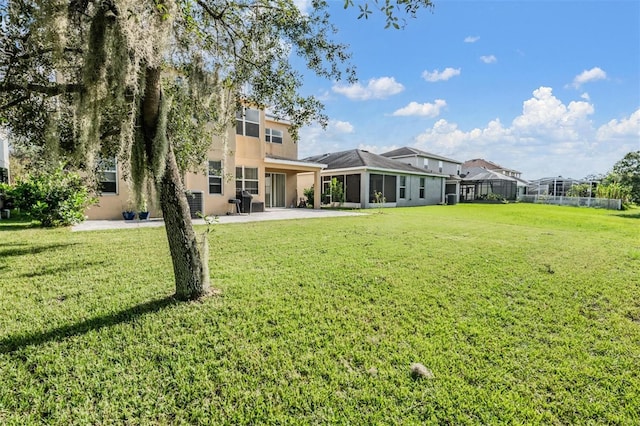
[456,165,461,176]
[98,157,117,194]
[419,177,425,198]
[236,107,260,137]
[399,176,406,199]
[208,160,223,194]
[423,159,429,170]
[265,128,283,144]
[438,161,443,173]
[236,166,259,195]
[369,174,397,203]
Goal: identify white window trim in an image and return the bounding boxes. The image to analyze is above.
[236,107,260,138]
[98,157,118,195]
[265,128,283,144]
[236,166,259,195]
[399,175,407,199]
[208,160,223,195]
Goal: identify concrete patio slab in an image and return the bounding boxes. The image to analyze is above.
[72,208,365,232]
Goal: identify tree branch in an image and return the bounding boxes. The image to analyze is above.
[0,82,84,96]
[0,94,30,111]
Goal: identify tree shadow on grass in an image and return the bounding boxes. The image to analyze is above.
[612,212,640,219]
[0,296,179,354]
[18,260,108,278]
[0,242,78,259]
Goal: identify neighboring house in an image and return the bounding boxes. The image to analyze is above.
[298,149,449,208]
[462,158,522,178]
[0,128,9,184]
[381,147,463,202]
[459,167,519,201]
[461,158,528,200]
[87,108,325,219]
[525,177,591,197]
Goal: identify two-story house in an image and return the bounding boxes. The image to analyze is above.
[381,147,463,203]
[461,158,528,200]
[87,107,325,219]
[462,158,522,178]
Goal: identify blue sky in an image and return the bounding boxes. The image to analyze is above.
[295,0,640,180]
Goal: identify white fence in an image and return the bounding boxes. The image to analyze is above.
[518,195,622,210]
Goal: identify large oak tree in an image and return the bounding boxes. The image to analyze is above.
[0,0,432,300]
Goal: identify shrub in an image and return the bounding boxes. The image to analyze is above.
[8,163,97,227]
[303,187,314,207]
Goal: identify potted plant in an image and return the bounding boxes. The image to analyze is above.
[122,201,136,220]
[137,197,149,220]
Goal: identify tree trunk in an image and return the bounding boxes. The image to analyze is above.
[159,145,210,300]
[143,67,210,300]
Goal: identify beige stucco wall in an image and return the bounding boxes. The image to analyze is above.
[86,110,310,219]
[297,172,314,203]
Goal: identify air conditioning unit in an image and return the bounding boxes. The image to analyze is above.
[185,190,204,219]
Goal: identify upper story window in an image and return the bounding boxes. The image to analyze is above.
[438,161,443,173]
[456,165,461,176]
[423,159,429,169]
[265,128,283,144]
[236,107,260,138]
[208,160,223,195]
[97,157,117,194]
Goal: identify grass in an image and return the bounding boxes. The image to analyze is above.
[1,203,639,424]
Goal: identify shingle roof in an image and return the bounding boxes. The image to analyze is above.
[462,158,521,174]
[304,149,445,175]
[381,147,462,164]
[462,167,518,182]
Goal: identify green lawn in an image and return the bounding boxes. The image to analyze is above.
[1,204,639,424]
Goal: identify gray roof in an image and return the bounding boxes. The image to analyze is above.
[304,149,446,176]
[462,167,519,182]
[462,158,521,174]
[381,147,462,164]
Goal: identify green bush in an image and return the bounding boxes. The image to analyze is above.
[303,187,314,207]
[7,163,97,227]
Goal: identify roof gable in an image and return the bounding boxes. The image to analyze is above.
[305,149,445,175]
[381,146,462,164]
[463,158,521,174]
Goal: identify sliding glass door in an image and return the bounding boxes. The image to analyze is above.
[265,173,286,208]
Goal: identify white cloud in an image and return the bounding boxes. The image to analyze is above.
[480,55,497,64]
[410,86,638,178]
[581,92,590,101]
[571,67,607,89]
[297,119,357,158]
[332,77,404,101]
[332,120,355,133]
[422,68,461,82]
[596,109,640,140]
[358,144,398,154]
[392,100,447,117]
[464,36,480,43]
[511,87,594,140]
